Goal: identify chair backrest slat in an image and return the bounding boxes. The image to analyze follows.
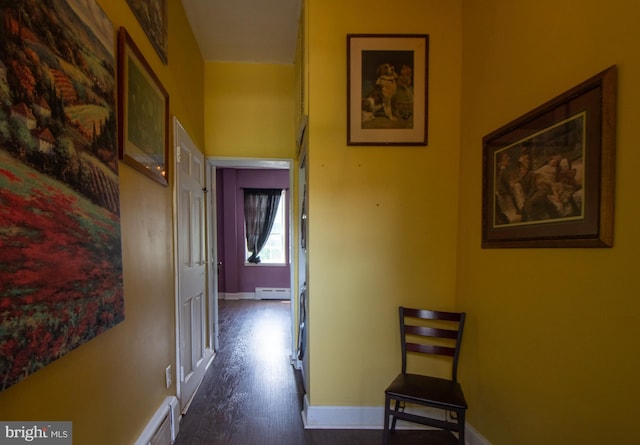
[399,306,466,382]
[405,325,459,340]
[406,342,455,357]
[403,307,462,322]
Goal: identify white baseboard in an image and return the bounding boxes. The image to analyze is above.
[301,396,492,445]
[466,423,492,445]
[135,395,179,445]
[301,395,380,429]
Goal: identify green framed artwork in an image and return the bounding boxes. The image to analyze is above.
[117,27,169,186]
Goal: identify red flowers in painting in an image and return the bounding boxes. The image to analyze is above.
[0,153,124,391]
[1,0,122,392]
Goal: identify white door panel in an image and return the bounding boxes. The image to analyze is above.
[175,119,214,412]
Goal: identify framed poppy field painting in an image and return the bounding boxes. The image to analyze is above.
[0,0,124,391]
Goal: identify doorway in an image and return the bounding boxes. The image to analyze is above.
[207,157,296,362]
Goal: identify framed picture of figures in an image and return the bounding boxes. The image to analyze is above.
[481,66,617,248]
[347,34,429,146]
[0,0,124,391]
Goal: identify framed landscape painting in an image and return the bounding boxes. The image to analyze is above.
[347,34,429,146]
[126,0,168,64]
[117,27,169,186]
[0,0,124,390]
[482,66,617,248]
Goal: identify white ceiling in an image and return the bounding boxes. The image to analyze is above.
[180,0,302,64]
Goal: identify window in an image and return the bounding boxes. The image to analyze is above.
[245,191,286,264]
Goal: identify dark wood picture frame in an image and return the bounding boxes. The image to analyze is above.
[482,65,617,248]
[126,0,168,64]
[347,34,429,146]
[117,27,169,186]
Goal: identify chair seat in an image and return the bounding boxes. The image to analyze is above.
[385,373,467,410]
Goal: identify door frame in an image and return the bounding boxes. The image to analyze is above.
[207,156,296,361]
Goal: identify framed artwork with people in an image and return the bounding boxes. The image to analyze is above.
[482,66,617,248]
[347,34,428,146]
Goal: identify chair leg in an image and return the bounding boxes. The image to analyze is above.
[390,400,401,432]
[383,395,390,445]
[457,409,466,445]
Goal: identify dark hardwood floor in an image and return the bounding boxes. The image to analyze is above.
[173,299,458,445]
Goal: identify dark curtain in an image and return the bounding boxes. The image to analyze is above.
[243,188,282,263]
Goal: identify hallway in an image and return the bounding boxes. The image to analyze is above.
[173,299,458,445]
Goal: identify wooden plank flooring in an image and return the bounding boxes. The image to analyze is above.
[173,299,458,445]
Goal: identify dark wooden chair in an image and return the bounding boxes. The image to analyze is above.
[383,307,467,445]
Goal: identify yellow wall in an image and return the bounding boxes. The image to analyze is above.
[204,62,296,158]
[0,1,204,443]
[458,1,640,444]
[4,0,638,443]
[305,0,462,406]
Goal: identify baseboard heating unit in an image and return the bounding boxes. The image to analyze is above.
[255,287,291,300]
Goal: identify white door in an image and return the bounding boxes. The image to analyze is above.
[175,119,214,412]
